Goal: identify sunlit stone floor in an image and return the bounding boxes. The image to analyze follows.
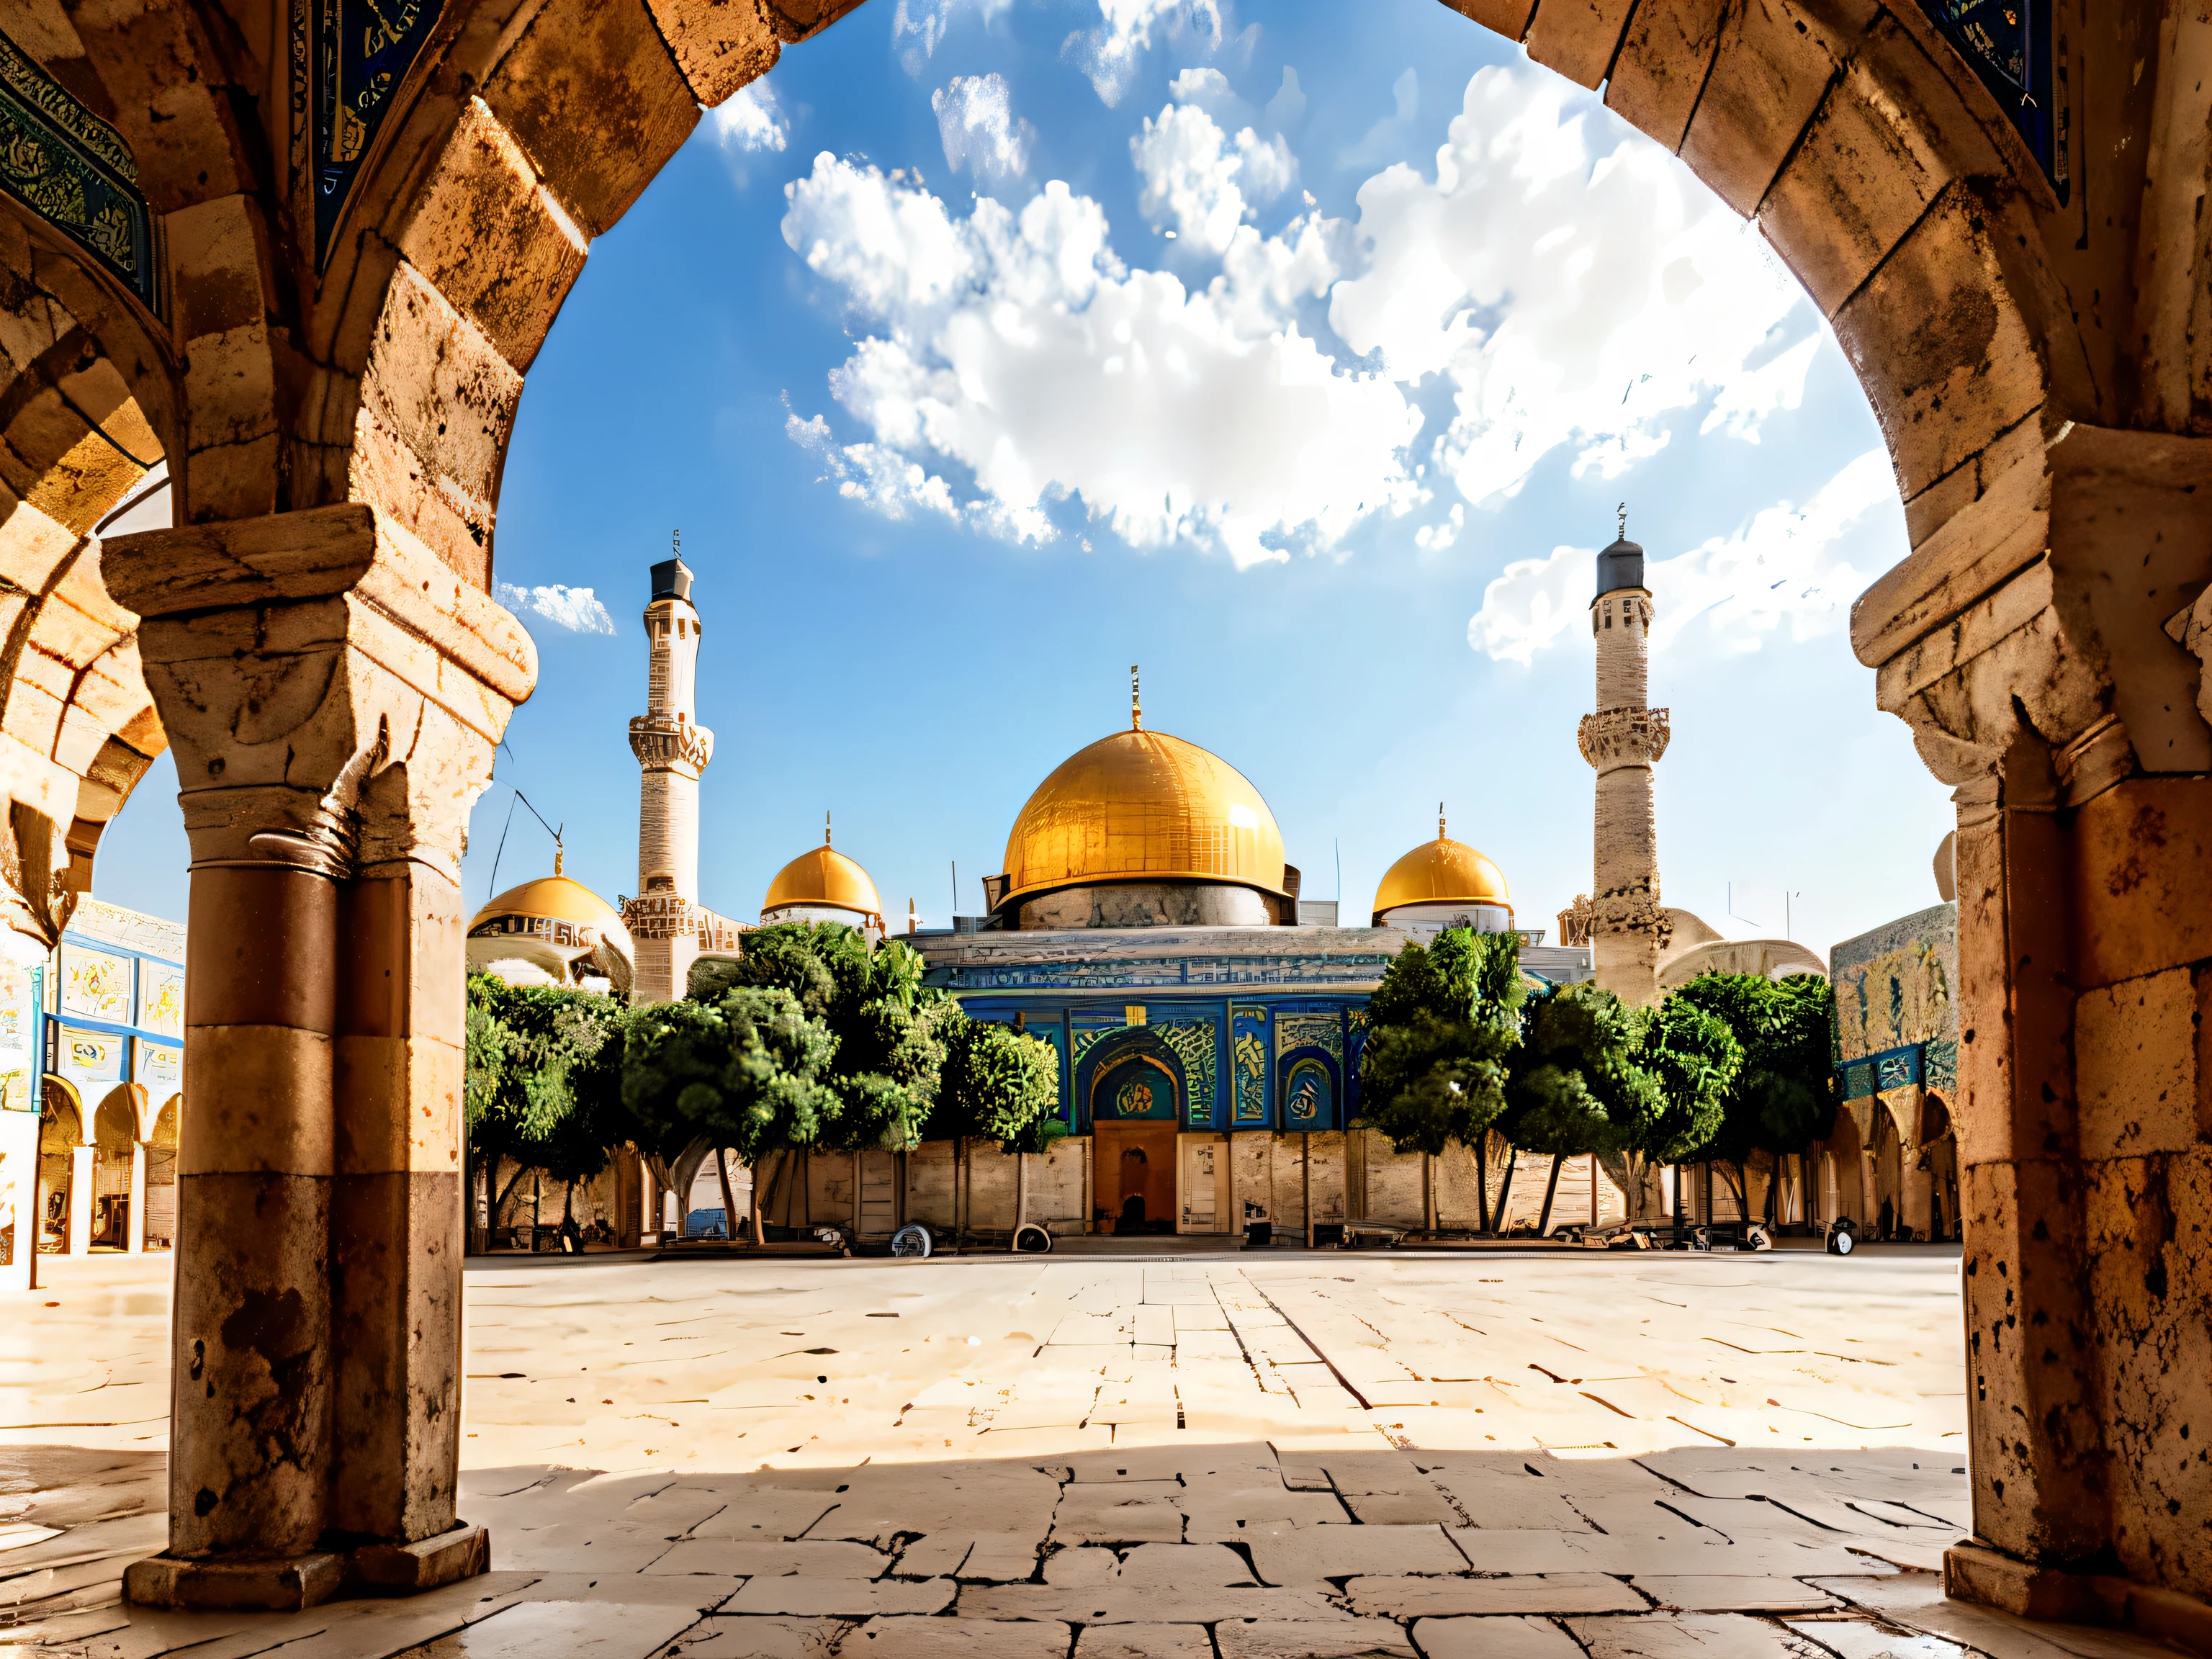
[0,1244,2178,1659]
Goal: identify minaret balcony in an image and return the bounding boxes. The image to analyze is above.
[1577,707,1671,768]
[629,715,714,770]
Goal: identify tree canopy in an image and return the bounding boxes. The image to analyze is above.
[1667,972,1835,1212]
[711,922,956,1154]
[1356,930,1525,1156]
[621,986,840,1168]
[1504,981,1655,1164]
[464,975,631,1199]
[933,1016,1064,1153]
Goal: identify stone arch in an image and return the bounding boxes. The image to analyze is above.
[1278,1051,1337,1132]
[35,1074,80,1254]
[1081,1032,1184,1127]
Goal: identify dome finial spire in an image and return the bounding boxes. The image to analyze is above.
[824,809,832,848]
[1617,501,1627,541]
[1130,664,1142,731]
[1439,801,1446,842]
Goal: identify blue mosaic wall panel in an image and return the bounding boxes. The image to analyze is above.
[1914,0,2064,200]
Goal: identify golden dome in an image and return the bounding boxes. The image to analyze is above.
[763,845,884,922]
[469,873,624,934]
[1372,825,1512,923]
[1001,727,1289,907]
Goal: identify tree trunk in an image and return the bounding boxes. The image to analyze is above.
[748,1149,773,1249]
[956,1138,967,1254]
[852,1150,863,1240]
[1494,1146,1519,1233]
[494,1155,531,1221]
[1422,1151,1436,1233]
[715,1146,741,1242]
[1537,1153,1563,1238]
[1015,1146,1028,1238]
[1475,1134,1491,1234]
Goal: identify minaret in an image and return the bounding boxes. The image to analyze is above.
[624,538,714,1003]
[1567,507,1671,1007]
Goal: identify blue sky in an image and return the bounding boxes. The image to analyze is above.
[97,0,1953,960]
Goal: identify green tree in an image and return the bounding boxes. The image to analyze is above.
[1607,996,1740,1220]
[1356,929,1527,1230]
[699,922,960,1234]
[622,986,840,1245]
[464,975,630,1246]
[1670,972,1835,1222]
[1498,981,1655,1234]
[932,1015,1064,1241]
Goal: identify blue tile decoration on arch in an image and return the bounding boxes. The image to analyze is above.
[1231,1004,1269,1125]
[314,0,448,263]
[0,30,158,311]
[1914,0,2065,200]
[1282,1056,1332,1130]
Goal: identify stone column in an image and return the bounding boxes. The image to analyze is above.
[66,1141,93,1254]
[1858,426,2212,1625]
[105,504,533,1611]
[127,1138,145,1253]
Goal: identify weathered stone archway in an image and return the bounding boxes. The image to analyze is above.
[1,0,2208,1635]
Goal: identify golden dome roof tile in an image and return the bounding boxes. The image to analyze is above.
[1000,727,1288,906]
[763,845,884,921]
[1372,831,1512,922]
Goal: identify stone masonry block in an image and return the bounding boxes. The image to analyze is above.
[646,0,782,106]
[480,0,701,238]
[1758,19,1959,316]
[1524,0,1635,90]
[1680,0,1861,218]
[1833,183,2049,500]
[2073,779,2212,990]
[2082,1144,2212,1591]
[1959,1158,2109,1565]
[2076,968,2199,1162]
[1606,0,1727,153]
[397,98,590,372]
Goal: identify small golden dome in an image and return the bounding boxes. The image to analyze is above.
[1372,822,1512,924]
[763,845,884,922]
[1001,727,1288,907]
[469,873,625,934]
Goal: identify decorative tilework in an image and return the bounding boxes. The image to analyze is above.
[1275,1012,1343,1064]
[315,0,447,261]
[1914,0,2064,199]
[1154,1017,1217,1125]
[1232,1003,1269,1125]
[0,30,156,310]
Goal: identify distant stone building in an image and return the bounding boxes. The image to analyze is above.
[0,899,185,1289]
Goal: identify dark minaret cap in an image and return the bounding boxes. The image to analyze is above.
[1594,534,1644,599]
[650,555,694,603]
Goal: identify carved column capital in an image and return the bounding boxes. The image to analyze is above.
[103,504,536,881]
[1854,421,2212,802]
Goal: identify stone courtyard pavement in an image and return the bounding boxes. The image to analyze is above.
[0,1245,2182,1659]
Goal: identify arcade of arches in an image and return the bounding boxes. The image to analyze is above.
[4,0,2212,1635]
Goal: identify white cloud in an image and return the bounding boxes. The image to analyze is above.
[781,152,1421,568]
[1266,66,1305,127]
[498,583,617,636]
[932,73,1034,181]
[1328,64,1814,509]
[711,81,786,153]
[1064,0,1223,107]
[1465,448,1897,665]
[1132,98,1297,253]
[893,0,1013,76]
[1466,542,1588,666]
